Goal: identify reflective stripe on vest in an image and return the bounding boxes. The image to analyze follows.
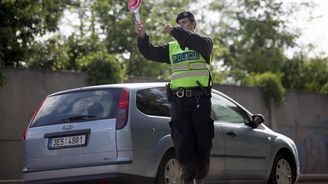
[169,41,210,89]
[171,62,208,72]
[171,71,209,80]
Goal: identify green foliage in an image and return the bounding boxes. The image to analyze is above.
[215,0,296,77]
[0,0,69,67]
[64,34,107,71]
[245,72,285,107]
[211,69,228,84]
[320,82,328,94]
[1,0,326,98]
[27,35,69,70]
[281,56,305,90]
[302,58,328,92]
[77,51,126,85]
[282,55,328,93]
[207,0,324,105]
[26,32,107,71]
[93,0,190,78]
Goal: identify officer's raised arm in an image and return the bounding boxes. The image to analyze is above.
[135,22,170,64]
[171,28,213,62]
[169,12,213,63]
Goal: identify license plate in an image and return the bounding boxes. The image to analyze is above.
[48,134,86,149]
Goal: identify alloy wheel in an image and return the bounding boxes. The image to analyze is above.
[275,158,293,184]
[164,158,183,184]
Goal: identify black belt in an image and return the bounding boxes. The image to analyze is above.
[171,87,209,98]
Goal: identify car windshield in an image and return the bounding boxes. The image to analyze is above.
[30,88,121,127]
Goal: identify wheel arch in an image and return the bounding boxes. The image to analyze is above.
[149,135,175,177]
[275,148,297,173]
[267,147,298,184]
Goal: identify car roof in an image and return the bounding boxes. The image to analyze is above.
[47,82,253,116]
[48,82,168,97]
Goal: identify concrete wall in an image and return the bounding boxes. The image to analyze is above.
[275,91,328,173]
[0,69,327,180]
[0,68,87,180]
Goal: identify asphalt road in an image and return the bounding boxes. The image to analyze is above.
[2,174,328,184]
[1,180,328,184]
[297,174,328,184]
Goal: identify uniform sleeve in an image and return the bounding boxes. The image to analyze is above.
[170,27,213,63]
[137,34,170,64]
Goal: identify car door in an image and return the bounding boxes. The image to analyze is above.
[134,87,171,150]
[211,93,269,180]
[208,100,225,180]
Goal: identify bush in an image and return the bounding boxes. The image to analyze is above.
[320,82,328,94]
[77,51,126,85]
[245,72,285,107]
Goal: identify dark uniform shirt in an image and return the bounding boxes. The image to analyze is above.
[137,27,213,64]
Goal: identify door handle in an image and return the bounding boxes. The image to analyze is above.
[226,130,237,137]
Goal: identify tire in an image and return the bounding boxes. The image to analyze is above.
[268,152,296,184]
[154,151,183,184]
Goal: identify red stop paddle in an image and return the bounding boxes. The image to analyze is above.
[128,0,142,23]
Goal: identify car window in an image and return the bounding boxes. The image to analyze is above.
[137,87,170,117]
[211,93,250,124]
[30,89,121,127]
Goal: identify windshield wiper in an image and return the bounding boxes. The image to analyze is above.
[32,115,99,127]
[46,115,97,125]
[68,115,97,121]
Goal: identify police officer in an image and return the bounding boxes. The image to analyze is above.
[135,11,214,184]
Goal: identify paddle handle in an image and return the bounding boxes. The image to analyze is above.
[133,8,141,23]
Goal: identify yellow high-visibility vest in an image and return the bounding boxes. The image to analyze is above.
[169,41,211,89]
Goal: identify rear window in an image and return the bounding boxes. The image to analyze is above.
[30,88,121,127]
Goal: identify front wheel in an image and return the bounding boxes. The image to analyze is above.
[268,152,296,184]
[154,151,183,184]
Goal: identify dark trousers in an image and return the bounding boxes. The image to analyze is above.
[170,95,214,180]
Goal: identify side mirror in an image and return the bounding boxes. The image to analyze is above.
[250,114,264,128]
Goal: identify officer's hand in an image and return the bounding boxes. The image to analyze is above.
[135,22,146,38]
[161,23,173,34]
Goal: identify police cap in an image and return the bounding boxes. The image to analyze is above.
[176,11,195,23]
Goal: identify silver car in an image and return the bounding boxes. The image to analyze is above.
[22,82,300,184]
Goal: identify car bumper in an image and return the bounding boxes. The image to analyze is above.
[22,150,156,184]
[23,159,132,183]
[23,159,153,184]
